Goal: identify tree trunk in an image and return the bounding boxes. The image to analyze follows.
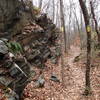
[39,0,43,9]
[73,7,83,49]
[90,1,100,43]
[60,0,67,53]
[52,0,55,23]
[79,0,91,95]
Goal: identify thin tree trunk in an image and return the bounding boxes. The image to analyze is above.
[52,0,55,23]
[67,3,71,50]
[73,7,83,49]
[38,0,43,9]
[90,1,100,43]
[79,0,91,95]
[55,1,59,26]
[60,0,67,53]
[60,35,65,87]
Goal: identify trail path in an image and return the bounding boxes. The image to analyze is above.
[24,46,100,100]
[61,46,85,100]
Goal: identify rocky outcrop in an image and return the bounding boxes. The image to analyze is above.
[0,0,60,100]
[12,12,59,68]
[0,48,30,99]
[0,0,35,39]
[0,0,22,32]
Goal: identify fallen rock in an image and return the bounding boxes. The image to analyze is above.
[36,75,45,88]
[50,74,60,82]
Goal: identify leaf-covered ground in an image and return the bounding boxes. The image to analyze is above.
[24,46,100,100]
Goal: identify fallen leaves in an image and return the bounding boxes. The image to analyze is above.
[23,46,100,100]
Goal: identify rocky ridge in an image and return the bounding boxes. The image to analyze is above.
[0,0,60,99]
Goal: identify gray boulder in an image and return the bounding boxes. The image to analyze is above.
[0,40,8,54]
[50,74,60,82]
[36,75,45,88]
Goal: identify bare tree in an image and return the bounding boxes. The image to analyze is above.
[79,0,91,95]
[72,4,83,49]
[90,1,100,43]
[67,0,72,49]
[38,0,43,9]
[60,0,67,53]
[52,0,55,23]
[55,1,59,26]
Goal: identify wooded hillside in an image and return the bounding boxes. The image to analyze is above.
[0,0,100,100]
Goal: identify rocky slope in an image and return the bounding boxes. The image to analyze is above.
[0,0,60,100]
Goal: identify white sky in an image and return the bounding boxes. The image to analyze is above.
[32,0,100,27]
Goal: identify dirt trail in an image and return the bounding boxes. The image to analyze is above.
[60,46,100,100]
[24,46,100,100]
[60,46,85,100]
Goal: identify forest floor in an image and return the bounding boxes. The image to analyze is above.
[24,46,100,100]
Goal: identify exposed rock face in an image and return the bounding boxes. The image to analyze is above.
[0,0,21,32]
[12,13,59,68]
[0,43,30,99]
[0,0,35,38]
[0,0,60,100]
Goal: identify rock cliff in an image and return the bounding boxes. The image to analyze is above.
[0,0,60,99]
